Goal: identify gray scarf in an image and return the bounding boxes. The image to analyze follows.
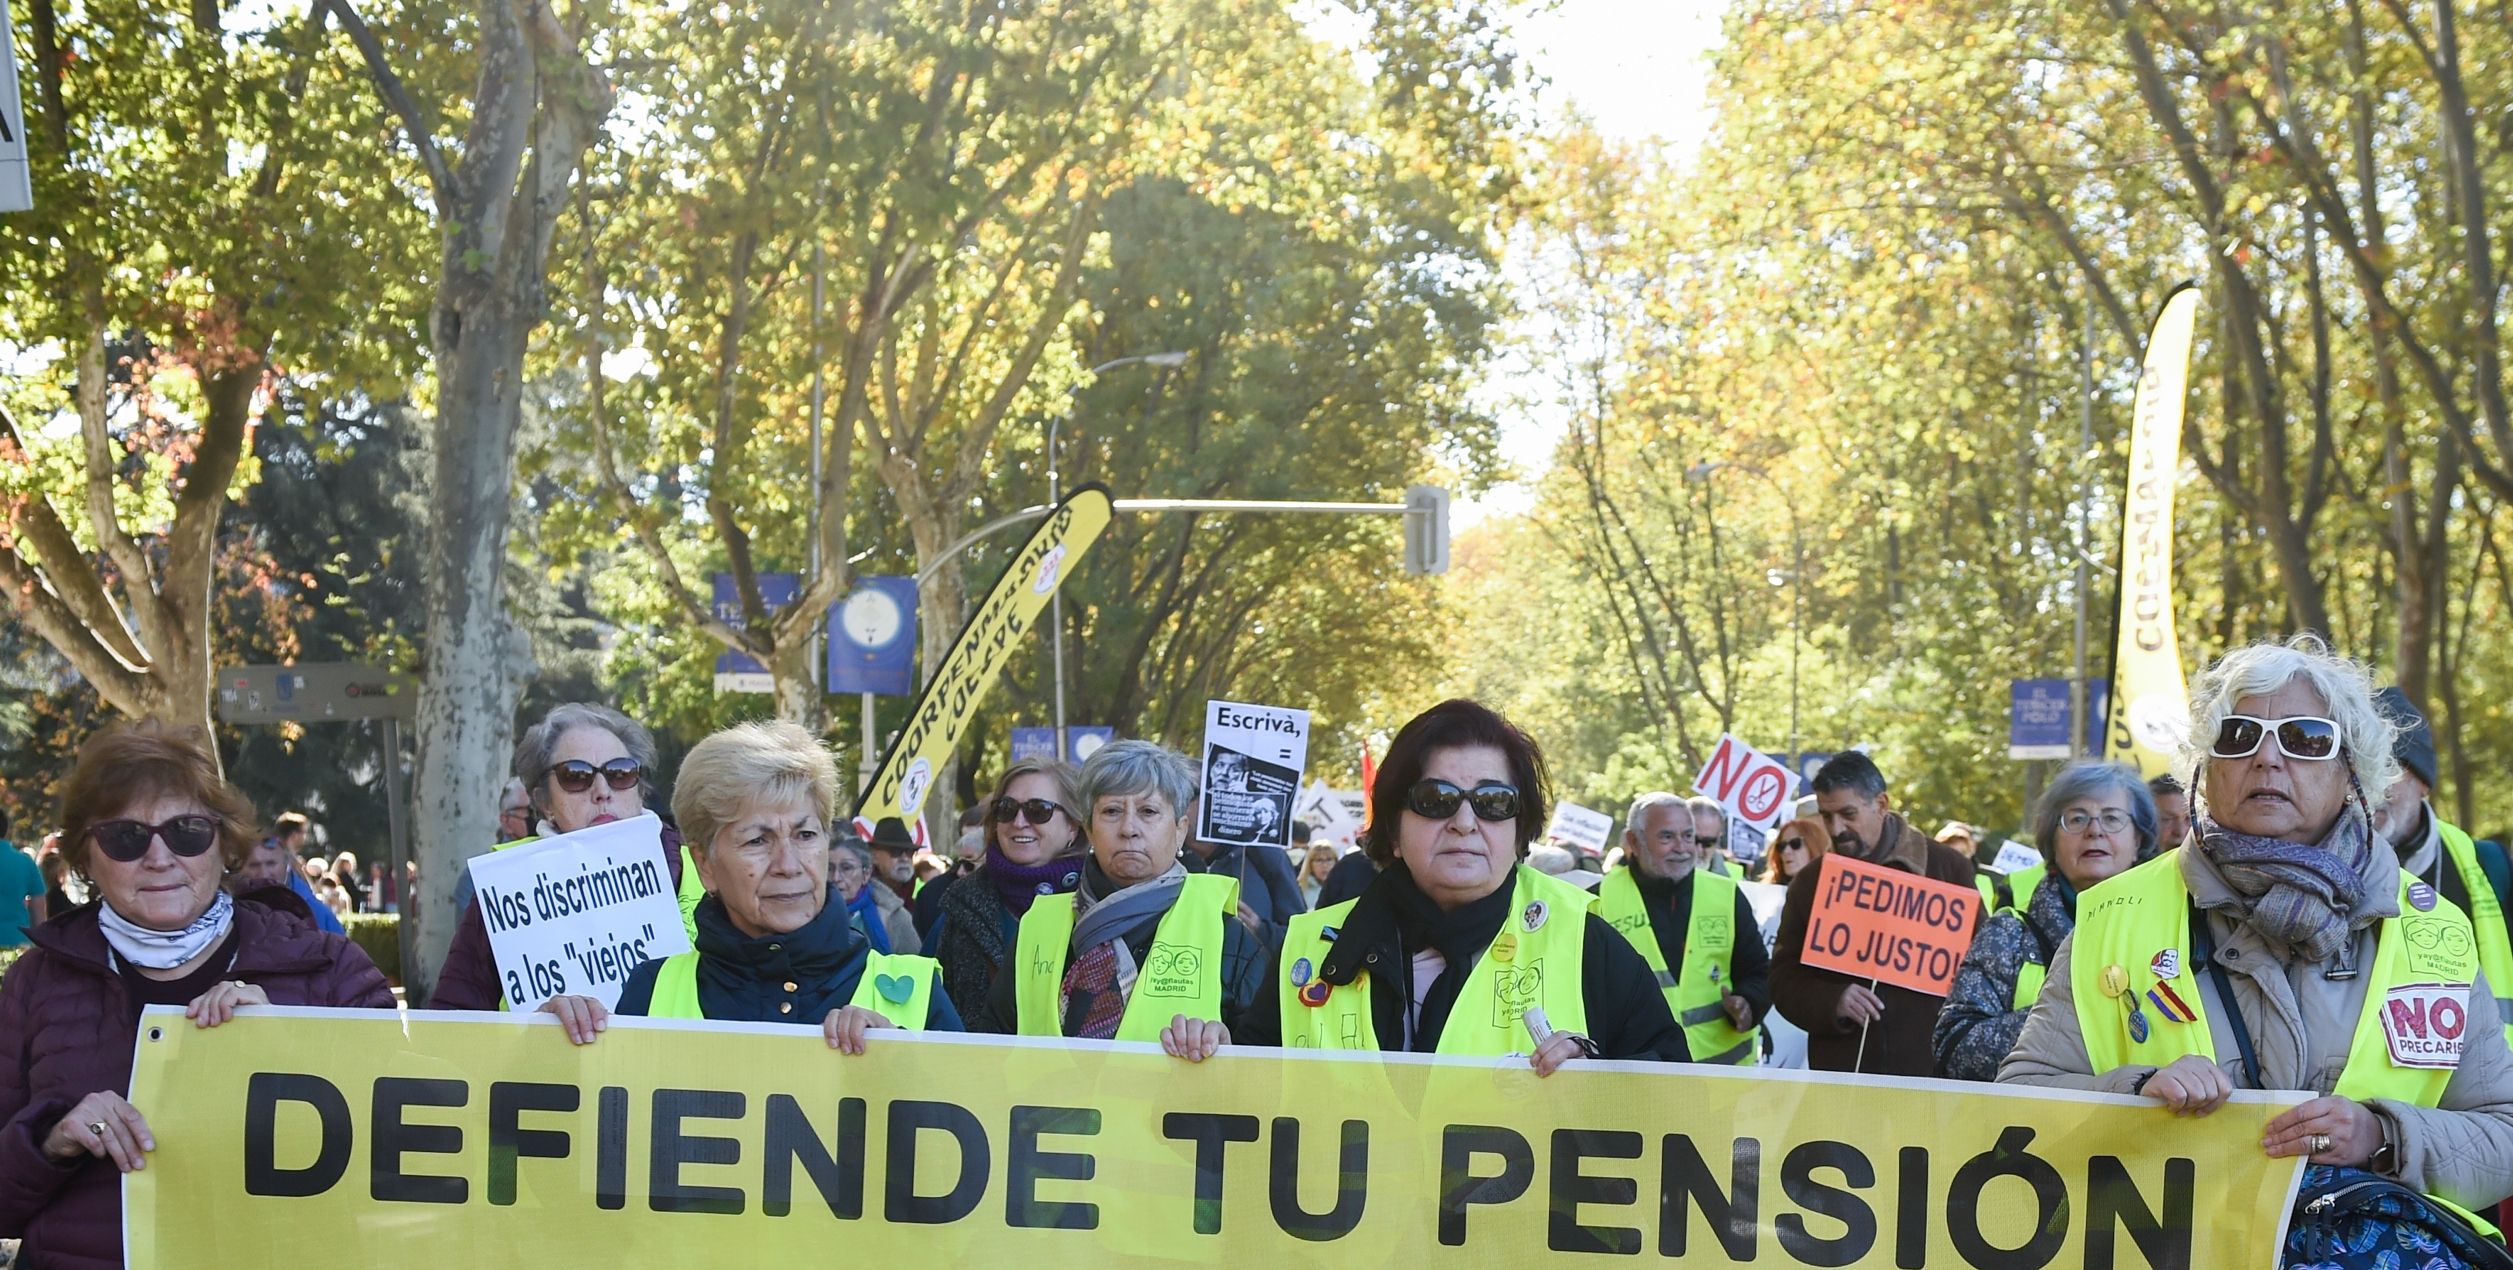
[2198,808,2377,964]
[1070,858,1189,955]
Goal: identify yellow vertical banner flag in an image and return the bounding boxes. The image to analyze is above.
[2105,285,2202,777]
[853,485,1113,832]
[125,1008,2306,1268]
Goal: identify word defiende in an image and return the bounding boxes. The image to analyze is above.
[238,1075,2196,1267]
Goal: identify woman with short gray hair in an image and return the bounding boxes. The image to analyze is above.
[988,740,1266,1058]
[427,701,701,1012]
[2003,637,2513,1262]
[1933,762,2158,1081]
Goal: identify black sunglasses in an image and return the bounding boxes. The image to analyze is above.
[1405,779,1522,823]
[544,758,644,794]
[89,815,221,864]
[1776,837,1807,853]
[992,797,1065,827]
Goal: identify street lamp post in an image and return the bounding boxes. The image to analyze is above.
[1048,352,1188,760]
[1688,461,1806,763]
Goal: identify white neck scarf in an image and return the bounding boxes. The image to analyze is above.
[99,888,235,970]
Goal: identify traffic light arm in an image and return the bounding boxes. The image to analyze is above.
[915,491,1451,584]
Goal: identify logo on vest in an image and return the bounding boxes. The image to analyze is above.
[1523,900,1549,932]
[1299,980,1332,1008]
[1490,961,1543,1027]
[2408,881,2439,912]
[2380,982,2471,1069]
[2402,919,2476,979]
[1291,957,1314,987]
[2149,949,2182,981]
[1142,943,1202,999]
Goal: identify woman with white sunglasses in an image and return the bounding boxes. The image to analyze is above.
[2001,636,2513,1267]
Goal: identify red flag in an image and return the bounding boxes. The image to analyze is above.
[1358,747,1379,829]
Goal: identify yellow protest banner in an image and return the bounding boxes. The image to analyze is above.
[126,1007,2304,1268]
[854,484,1113,834]
[2105,284,2201,778]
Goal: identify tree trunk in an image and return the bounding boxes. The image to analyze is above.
[772,637,824,731]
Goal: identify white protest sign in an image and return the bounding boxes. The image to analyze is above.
[1198,700,1310,848]
[1297,781,1358,831]
[1690,732,1796,831]
[1545,801,1614,855]
[1726,817,1769,864]
[1993,839,2043,875]
[0,3,28,213]
[465,812,692,1010]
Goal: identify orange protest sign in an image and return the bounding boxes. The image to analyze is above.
[1800,853,1981,996]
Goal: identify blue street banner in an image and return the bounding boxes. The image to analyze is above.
[711,572,800,694]
[2009,679,2073,760]
[829,575,919,696]
[1011,725,1115,762]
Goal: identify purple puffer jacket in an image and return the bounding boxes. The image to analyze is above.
[0,897,393,1270]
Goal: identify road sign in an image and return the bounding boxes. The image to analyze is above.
[712,572,800,694]
[215,665,416,724]
[1011,726,1115,763]
[828,575,918,696]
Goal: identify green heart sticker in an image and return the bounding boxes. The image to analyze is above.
[876,973,914,1004]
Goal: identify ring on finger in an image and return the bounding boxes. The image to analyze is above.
[87,1120,108,1139]
[2309,1132,2332,1155]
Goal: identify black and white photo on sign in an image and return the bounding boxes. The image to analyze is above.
[1197,700,1311,848]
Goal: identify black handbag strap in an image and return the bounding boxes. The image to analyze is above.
[2189,901,2263,1091]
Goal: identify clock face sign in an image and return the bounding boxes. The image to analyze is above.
[841,588,904,647]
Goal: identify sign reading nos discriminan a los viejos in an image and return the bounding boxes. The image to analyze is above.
[465,813,691,1009]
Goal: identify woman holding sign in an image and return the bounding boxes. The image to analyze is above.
[2002,637,2513,1266]
[1933,762,2159,1081]
[1239,699,1689,1066]
[0,721,392,1270]
[429,702,705,1012]
[545,721,962,1046]
[990,741,1267,1055]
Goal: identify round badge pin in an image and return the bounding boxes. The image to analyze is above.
[2126,1006,2151,1044]
[1299,981,1332,1008]
[1523,900,1549,932]
[1291,957,1314,987]
[2100,964,2130,999]
[2408,882,2439,912]
[1490,933,1519,964]
[2149,949,2182,981]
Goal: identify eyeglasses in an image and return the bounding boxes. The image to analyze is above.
[2208,714,2341,762]
[1404,779,1522,823]
[88,815,220,864]
[1694,834,1725,847]
[1777,838,1807,854]
[992,797,1065,827]
[543,758,644,794]
[2059,809,2134,835]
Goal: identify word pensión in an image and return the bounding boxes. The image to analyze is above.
[235,1074,2199,1267]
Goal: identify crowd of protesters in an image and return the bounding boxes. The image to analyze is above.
[5,633,2512,1267]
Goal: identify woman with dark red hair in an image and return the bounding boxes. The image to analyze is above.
[1240,699,1688,1067]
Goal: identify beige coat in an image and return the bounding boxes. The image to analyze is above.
[872,882,920,956]
[1999,834,2513,1212]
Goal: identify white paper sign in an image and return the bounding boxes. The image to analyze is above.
[1992,839,2043,875]
[465,812,692,1010]
[1690,732,1796,830]
[1198,700,1311,848]
[1545,801,1614,854]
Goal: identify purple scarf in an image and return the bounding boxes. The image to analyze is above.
[2197,809,2376,964]
[984,846,1083,917]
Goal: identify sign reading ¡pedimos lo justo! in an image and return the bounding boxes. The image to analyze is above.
[1801,853,1981,997]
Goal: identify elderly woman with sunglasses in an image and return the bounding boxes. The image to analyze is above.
[428,702,704,1012]
[987,741,1267,1055]
[1238,700,1689,1066]
[2003,638,2513,1263]
[936,757,1086,1032]
[1933,762,2159,1082]
[1,722,391,1270]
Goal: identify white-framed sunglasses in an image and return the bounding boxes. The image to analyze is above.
[2206,714,2341,762]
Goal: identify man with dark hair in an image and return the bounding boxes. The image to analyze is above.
[1768,750,1979,1075]
[267,811,346,935]
[2148,773,2191,851]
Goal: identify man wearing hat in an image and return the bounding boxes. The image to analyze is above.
[2374,685,2513,1040]
[863,816,925,955]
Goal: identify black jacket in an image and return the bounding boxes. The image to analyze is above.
[1183,837,1306,941]
[1614,867,1771,1027]
[1315,849,1379,910]
[934,869,1029,1033]
[981,881,1270,1038]
[617,887,963,1030]
[1237,867,1692,1061]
